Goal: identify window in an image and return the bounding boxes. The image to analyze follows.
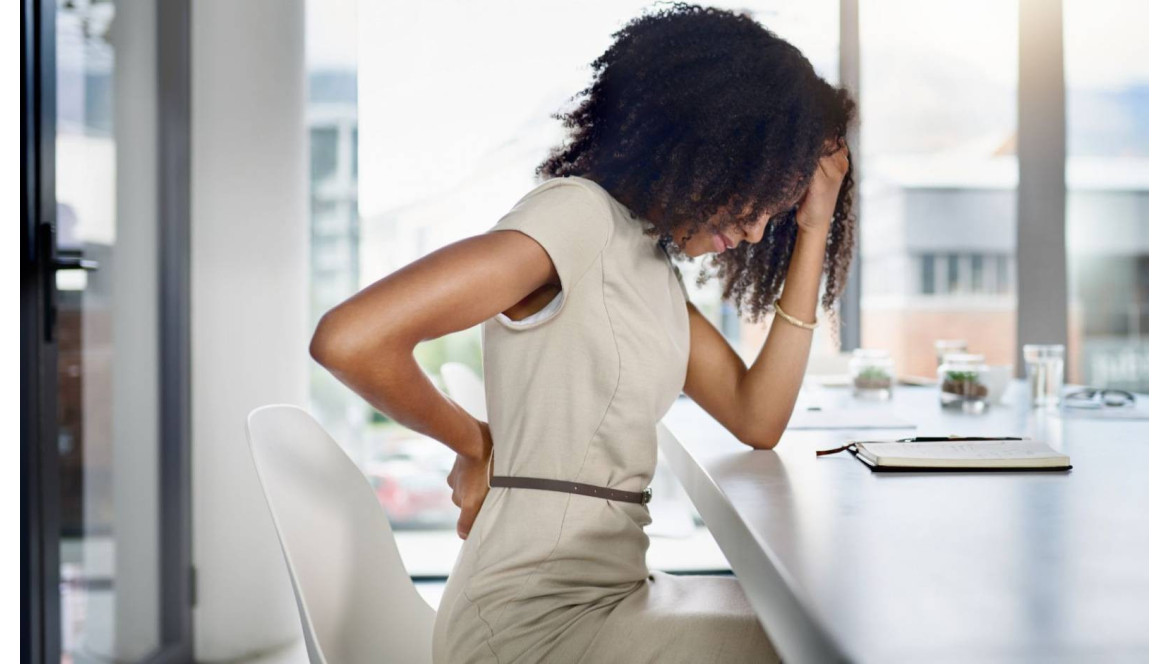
[1063,0,1148,392]
[310,127,339,182]
[306,0,366,483]
[304,0,1151,582]
[676,1,841,368]
[351,126,359,178]
[946,254,961,294]
[858,0,1019,378]
[916,253,1007,297]
[920,253,936,294]
[305,0,850,577]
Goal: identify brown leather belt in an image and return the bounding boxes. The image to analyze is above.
[490,475,652,505]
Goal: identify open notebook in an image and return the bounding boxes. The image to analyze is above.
[818,437,1072,472]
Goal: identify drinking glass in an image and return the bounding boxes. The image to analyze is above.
[1023,344,1065,408]
[934,339,968,369]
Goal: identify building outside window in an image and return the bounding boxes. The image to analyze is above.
[1063,0,1148,391]
[858,0,1020,378]
[858,0,1146,386]
[306,63,366,465]
[920,253,936,295]
[971,254,984,291]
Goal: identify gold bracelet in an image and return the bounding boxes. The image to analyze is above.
[773,298,818,330]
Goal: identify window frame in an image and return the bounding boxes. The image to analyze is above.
[836,0,1070,372]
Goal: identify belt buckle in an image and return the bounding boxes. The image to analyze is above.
[640,487,653,505]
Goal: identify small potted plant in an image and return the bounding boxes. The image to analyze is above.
[937,354,991,413]
[850,349,895,400]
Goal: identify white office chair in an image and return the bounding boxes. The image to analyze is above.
[245,405,435,664]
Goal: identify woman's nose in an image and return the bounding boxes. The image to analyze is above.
[745,213,770,244]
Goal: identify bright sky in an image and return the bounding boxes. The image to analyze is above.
[305,0,1149,219]
[863,0,1148,88]
[305,0,357,69]
[350,1,839,218]
[1063,0,1149,87]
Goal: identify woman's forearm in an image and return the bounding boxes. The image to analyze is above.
[737,226,829,448]
[312,326,489,461]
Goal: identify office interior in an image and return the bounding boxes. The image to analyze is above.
[20,0,1151,662]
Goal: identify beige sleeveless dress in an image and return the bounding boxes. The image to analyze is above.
[432,176,781,663]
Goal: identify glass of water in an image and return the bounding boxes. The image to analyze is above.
[1023,344,1065,408]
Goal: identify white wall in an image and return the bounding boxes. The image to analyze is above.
[191,0,310,660]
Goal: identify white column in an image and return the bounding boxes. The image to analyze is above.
[1016,0,1068,376]
[838,0,862,350]
[191,0,310,659]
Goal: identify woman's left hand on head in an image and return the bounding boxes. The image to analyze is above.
[795,138,850,236]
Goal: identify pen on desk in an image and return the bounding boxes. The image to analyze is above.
[816,436,1025,457]
[894,436,1024,442]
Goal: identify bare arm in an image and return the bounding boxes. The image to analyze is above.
[681,227,828,449]
[682,141,849,449]
[311,228,566,539]
[734,227,828,447]
[309,229,560,461]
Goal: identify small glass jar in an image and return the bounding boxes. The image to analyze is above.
[850,349,895,400]
[937,353,991,414]
[1023,344,1065,408]
[934,339,968,370]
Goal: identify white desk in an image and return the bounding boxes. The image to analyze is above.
[660,380,1148,663]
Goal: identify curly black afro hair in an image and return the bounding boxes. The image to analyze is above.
[535,2,858,325]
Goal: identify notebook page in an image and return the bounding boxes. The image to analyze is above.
[857,440,1070,467]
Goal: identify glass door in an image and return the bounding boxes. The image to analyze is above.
[23,0,192,661]
[55,1,162,659]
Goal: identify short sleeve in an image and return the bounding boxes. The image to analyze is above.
[487,178,613,297]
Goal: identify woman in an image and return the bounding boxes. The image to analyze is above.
[310,3,856,662]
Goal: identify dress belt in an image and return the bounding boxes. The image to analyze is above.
[490,475,652,505]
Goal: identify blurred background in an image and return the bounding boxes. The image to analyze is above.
[23,0,1147,662]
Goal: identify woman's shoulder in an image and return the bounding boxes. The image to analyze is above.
[522,175,615,214]
[503,176,620,246]
[548,175,653,237]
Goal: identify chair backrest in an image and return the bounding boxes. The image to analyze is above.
[245,405,435,664]
[439,362,487,421]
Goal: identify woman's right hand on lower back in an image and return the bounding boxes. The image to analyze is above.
[447,419,494,539]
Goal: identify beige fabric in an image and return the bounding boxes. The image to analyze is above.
[432,176,781,663]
